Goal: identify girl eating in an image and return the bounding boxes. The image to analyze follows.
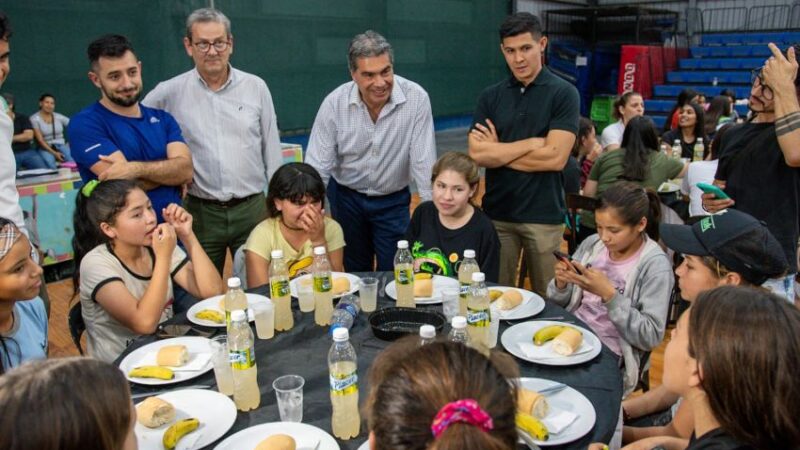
[72,179,222,363]
[548,181,673,396]
[406,152,500,282]
[244,162,345,287]
[0,217,47,373]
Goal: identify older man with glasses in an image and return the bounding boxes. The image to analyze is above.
[143,7,283,275]
[703,43,800,303]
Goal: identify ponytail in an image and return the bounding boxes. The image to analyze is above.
[620,116,659,182]
[597,181,662,241]
[71,180,139,296]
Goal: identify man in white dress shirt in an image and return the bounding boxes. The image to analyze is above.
[0,12,25,234]
[143,8,283,274]
[305,30,437,271]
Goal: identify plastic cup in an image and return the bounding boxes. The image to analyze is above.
[297,279,315,312]
[359,277,379,313]
[251,301,274,339]
[273,375,304,422]
[489,304,500,349]
[210,335,234,396]
[441,288,460,321]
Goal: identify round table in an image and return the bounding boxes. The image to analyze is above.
[120,272,622,450]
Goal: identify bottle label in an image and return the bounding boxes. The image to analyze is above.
[336,302,358,318]
[466,307,490,327]
[229,346,255,370]
[329,371,358,395]
[459,282,470,298]
[270,279,290,298]
[395,268,412,285]
[314,275,332,293]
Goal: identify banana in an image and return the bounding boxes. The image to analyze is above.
[489,289,504,302]
[533,325,568,346]
[414,272,433,280]
[128,366,175,380]
[195,309,224,323]
[516,412,549,441]
[162,418,200,450]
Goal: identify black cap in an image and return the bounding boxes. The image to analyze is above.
[660,209,788,285]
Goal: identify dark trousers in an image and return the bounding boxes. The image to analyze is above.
[327,178,410,271]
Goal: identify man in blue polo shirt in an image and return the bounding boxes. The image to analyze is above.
[469,12,579,296]
[69,34,192,222]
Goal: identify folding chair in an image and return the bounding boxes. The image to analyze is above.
[67,302,86,355]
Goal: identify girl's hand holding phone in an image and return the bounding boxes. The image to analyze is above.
[567,262,617,302]
[153,223,177,260]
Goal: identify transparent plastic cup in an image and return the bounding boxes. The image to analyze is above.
[441,288,460,321]
[210,335,234,396]
[273,374,304,422]
[251,301,274,339]
[297,279,315,312]
[358,277,379,313]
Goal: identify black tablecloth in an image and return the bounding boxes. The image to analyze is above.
[121,272,622,449]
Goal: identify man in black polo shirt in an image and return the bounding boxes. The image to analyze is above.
[469,12,579,296]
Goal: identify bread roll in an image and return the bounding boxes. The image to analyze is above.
[413,278,433,297]
[517,388,549,419]
[495,289,523,310]
[136,397,175,428]
[255,434,297,450]
[552,327,583,356]
[332,277,351,295]
[157,345,189,367]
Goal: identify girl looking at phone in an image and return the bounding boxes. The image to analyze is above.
[72,180,222,363]
[547,181,673,396]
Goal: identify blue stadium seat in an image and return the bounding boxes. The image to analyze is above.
[650,115,667,129]
[644,100,674,113]
[701,32,800,46]
[679,58,763,70]
[667,71,750,84]
[690,45,772,58]
[654,85,751,99]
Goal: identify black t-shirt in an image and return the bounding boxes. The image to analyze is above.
[716,122,799,266]
[405,201,500,283]
[687,429,756,450]
[661,129,707,159]
[11,113,33,153]
[472,67,580,224]
[562,155,581,195]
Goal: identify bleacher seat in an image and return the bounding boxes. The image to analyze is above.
[667,71,750,84]
[690,45,773,58]
[701,31,800,46]
[654,85,751,99]
[679,58,763,70]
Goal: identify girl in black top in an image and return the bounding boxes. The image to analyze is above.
[662,103,707,159]
[406,152,500,282]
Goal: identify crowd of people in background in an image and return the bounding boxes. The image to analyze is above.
[0,7,799,450]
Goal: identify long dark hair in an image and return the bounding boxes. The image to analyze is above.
[663,88,699,132]
[620,116,659,182]
[690,286,800,449]
[704,96,731,136]
[572,117,596,158]
[597,181,662,241]
[265,162,326,218]
[680,102,706,142]
[367,338,519,450]
[0,357,133,450]
[71,180,140,295]
[706,122,734,160]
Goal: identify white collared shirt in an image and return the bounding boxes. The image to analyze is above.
[0,110,26,234]
[305,75,436,200]
[143,66,282,201]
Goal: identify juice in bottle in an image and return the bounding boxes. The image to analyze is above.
[269,250,293,331]
[457,249,479,316]
[466,272,490,350]
[229,309,260,411]
[394,240,415,308]
[329,328,360,439]
[312,246,334,326]
[223,277,248,330]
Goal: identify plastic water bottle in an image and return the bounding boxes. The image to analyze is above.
[329,328,360,439]
[671,139,682,160]
[223,277,247,330]
[693,137,705,162]
[448,316,470,345]
[457,249,479,316]
[467,272,491,350]
[229,309,260,411]
[312,246,334,326]
[394,240,415,308]
[270,250,293,331]
[419,324,436,345]
[330,294,361,334]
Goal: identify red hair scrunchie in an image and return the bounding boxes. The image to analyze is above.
[430,399,494,438]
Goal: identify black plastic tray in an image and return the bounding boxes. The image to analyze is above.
[368,307,446,341]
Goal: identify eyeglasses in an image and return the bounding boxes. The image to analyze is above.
[192,40,230,53]
[751,67,774,100]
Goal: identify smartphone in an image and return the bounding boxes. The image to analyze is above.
[696,182,730,200]
[553,251,583,275]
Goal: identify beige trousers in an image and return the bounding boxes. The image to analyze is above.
[493,221,564,297]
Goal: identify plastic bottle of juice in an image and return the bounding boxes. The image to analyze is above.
[394,240,415,308]
[229,309,260,411]
[671,139,682,160]
[223,277,248,330]
[448,316,470,345]
[457,249,479,316]
[312,246,334,326]
[269,250,293,331]
[466,272,490,350]
[329,328,360,439]
[693,137,704,162]
[419,324,436,346]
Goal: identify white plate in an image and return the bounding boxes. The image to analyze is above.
[385,275,460,305]
[357,441,369,450]
[135,389,236,450]
[214,422,340,450]
[120,336,213,385]
[501,321,602,366]
[490,286,545,320]
[517,377,596,446]
[187,293,269,327]
[290,272,361,299]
